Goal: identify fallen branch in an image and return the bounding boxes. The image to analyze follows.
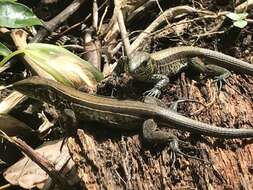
[31,0,86,42]
[114,0,131,57]
[0,131,73,190]
[235,0,253,12]
[130,5,216,53]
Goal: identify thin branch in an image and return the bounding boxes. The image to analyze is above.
[57,0,109,37]
[0,132,73,190]
[130,5,215,53]
[127,0,156,22]
[235,0,253,12]
[31,0,86,42]
[92,0,98,30]
[155,0,187,45]
[98,5,109,34]
[114,0,131,57]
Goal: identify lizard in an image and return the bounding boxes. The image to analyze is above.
[127,46,253,97]
[10,76,253,140]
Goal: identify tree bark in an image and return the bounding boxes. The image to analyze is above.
[68,74,253,189]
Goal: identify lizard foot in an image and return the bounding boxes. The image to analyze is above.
[213,77,245,98]
[169,139,211,166]
[143,88,161,98]
[213,77,226,92]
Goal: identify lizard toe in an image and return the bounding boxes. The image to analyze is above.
[143,88,161,98]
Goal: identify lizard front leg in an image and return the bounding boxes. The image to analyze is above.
[143,74,170,97]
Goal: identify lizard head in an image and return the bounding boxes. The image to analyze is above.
[127,52,155,81]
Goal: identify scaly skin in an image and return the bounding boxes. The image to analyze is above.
[10,76,253,138]
[128,46,253,97]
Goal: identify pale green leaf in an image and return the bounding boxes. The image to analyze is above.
[0,1,42,28]
[237,13,248,20]
[0,0,17,2]
[226,12,240,21]
[233,20,248,28]
[24,43,104,88]
[0,42,11,57]
[0,43,104,89]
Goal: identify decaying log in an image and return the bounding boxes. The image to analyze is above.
[68,74,253,189]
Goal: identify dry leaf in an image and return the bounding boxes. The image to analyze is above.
[4,139,78,189]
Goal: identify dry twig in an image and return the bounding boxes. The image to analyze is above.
[235,0,253,12]
[114,0,131,57]
[92,0,98,30]
[31,0,86,42]
[0,131,73,190]
[130,6,215,53]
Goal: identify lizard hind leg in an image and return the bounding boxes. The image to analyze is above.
[142,118,210,165]
[188,57,231,87]
[202,64,231,91]
[205,65,245,97]
[214,77,247,99]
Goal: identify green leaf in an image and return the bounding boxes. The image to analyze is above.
[0,43,104,89]
[0,1,42,28]
[0,0,17,2]
[237,13,248,20]
[0,42,11,57]
[226,12,248,21]
[25,43,104,81]
[24,43,104,88]
[226,12,240,21]
[233,20,248,28]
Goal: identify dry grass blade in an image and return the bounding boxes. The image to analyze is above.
[0,91,27,114]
